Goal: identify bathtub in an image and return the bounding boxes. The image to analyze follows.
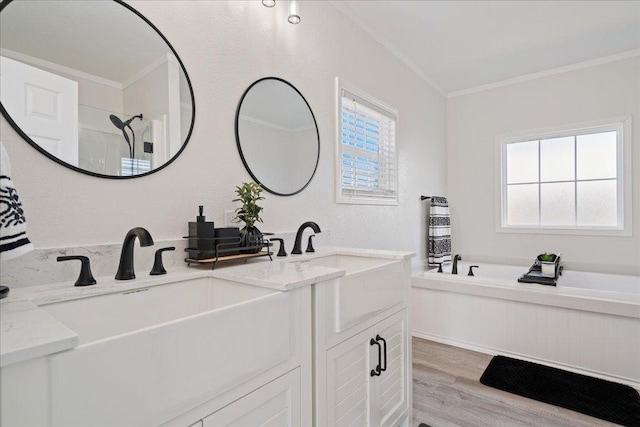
[412,261,640,387]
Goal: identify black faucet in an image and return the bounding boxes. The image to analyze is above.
[452,254,462,275]
[292,221,321,254]
[115,227,154,280]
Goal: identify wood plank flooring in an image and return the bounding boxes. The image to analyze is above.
[411,337,621,427]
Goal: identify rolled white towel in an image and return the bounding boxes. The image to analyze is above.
[1,142,34,261]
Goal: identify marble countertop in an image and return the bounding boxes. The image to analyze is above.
[0,246,414,367]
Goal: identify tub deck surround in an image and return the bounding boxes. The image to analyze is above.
[0,247,413,368]
[412,261,640,318]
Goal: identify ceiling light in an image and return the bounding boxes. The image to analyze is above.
[288,0,300,24]
[262,0,275,7]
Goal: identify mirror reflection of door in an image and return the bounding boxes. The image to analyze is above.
[1,56,79,166]
[0,0,194,178]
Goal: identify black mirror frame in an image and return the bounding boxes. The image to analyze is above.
[0,0,196,179]
[235,77,320,197]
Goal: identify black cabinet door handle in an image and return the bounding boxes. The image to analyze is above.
[370,338,382,377]
[376,335,387,372]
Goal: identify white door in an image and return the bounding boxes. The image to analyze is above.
[375,309,410,427]
[325,327,377,427]
[0,56,78,166]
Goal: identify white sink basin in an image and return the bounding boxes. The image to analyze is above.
[42,277,275,344]
[38,277,294,426]
[294,254,397,275]
[296,253,407,333]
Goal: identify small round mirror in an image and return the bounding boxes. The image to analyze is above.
[235,77,319,196]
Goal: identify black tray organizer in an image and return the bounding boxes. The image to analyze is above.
[184,233,272,270]
[517,255,563,286]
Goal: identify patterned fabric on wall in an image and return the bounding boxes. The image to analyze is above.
[427,196,451,266]
[1,142,34,261]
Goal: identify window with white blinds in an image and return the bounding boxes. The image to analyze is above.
[336,81,398,205]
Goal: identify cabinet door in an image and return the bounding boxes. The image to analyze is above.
[202,368,300,427]
[375,309,410,427]
[325,327,378,427]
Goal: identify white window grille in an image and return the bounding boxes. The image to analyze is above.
[497,117,632,235]
[336,79,398,205]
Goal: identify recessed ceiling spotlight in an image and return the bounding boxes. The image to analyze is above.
[288,0,300,24]
[262,0,276,7]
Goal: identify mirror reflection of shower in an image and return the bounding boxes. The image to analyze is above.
[109,113,143,159]
[77,105,155,176]
[107,113,152,176]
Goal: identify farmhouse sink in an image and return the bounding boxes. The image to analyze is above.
[42,276,275,344]
[38,277,293,426]
[294,253,398,275]
[295,253,407,333]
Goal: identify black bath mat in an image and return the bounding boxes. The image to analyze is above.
[480,355,640,426]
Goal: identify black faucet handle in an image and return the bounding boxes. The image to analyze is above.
[468,265,479,276]
[435,262,443,273]
[270,238,287,257]
[150,247,175,276]
[57,255,97,287]
[306,235,316,253]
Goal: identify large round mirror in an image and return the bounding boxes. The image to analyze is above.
[0,0,195,178]
[235,77,319,196]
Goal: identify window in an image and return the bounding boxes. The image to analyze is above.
[497,117,632,235]
[336,78,398,205]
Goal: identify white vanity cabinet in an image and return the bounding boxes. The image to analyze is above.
[325,309,409,427]
[312,255,412,427]
[202,368,301,427]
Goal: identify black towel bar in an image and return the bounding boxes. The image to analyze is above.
[420,195,431,201]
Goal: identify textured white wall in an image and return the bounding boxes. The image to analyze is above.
[0,1,446,259]
[447,57,640,274]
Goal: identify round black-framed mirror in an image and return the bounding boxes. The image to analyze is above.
[0,0,195,179]
[235,77,319,196]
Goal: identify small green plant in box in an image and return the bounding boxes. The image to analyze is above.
[539,253,556,263]
[537,252,558,277]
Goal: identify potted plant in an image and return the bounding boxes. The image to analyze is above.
[537,252,558,277]
[233,182,265,253]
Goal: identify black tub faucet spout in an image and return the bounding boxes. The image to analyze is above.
[452,254,462,275]
[292,221,321,254]
[115,227,154,280]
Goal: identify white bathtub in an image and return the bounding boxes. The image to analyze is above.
[412,261,640,387]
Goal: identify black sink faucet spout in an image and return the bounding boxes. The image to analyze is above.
[452,254,462,275]
[115,227,154,280]
[292,221,321,254]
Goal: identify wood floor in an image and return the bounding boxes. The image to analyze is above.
[411,337,620,427]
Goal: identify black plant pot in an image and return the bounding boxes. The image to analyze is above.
[240,225,263,254]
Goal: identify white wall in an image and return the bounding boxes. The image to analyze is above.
[447,57,640,274]
[0,1,446,259]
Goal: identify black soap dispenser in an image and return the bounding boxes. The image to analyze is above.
[188,205,215,259]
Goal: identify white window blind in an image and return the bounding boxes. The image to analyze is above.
[338,85,398,204]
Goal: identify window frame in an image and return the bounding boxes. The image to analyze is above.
[495,116,632,236]
[335,77,399,205]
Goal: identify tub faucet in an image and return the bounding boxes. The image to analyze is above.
[292,221,321,254]
[452,254,462,275]
[115,227,154,280]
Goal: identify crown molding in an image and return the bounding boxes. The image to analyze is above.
[448,49,640,98]
[239,114,315,133]
[0,48,122,89]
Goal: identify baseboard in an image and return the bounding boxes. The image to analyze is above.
[411,330,640,390]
